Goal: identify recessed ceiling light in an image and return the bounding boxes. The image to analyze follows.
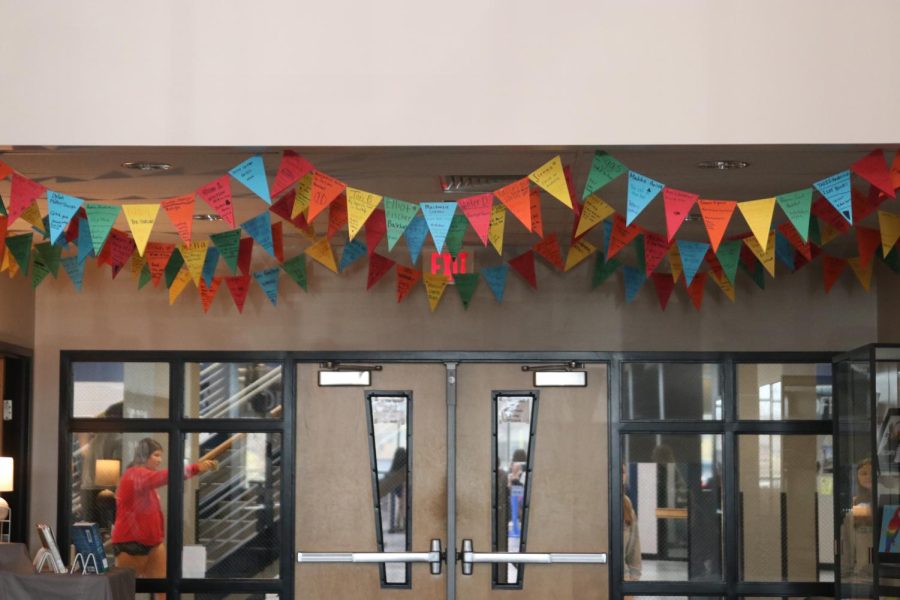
[192,214,222,221]
[121,161,173,171]
[696,160,749,170]
[440,174,525,193]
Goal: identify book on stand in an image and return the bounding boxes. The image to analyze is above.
[35,523,66,573]
[71,521,109,573]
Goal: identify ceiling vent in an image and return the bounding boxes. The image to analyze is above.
[439,174,525,194]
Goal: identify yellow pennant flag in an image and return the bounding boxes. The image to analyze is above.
[737,197,776,252]
[565,238,596,271]
[848,257,873,291]
[820,221,842,245]
[709,269,736,302]
[743,231,776,277]
[291,172,314,219]
[528,156,572,209]
[345,187,383,240]
[21,202,46,234]
[6,253,19,278]
[122,204,160,256]
[130,253,146,279]
[667,244,683,283]
[168,268,193,305]
[575,194,615,238]
[1,249,12,273]
[305,237,338,273]
[488,204,506,256]
[423,273,450,312]
[179,241,209,287]
[878,211,900,257]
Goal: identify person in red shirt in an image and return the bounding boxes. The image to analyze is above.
[112,438,217,584]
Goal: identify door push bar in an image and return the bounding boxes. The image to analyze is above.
[297,538,444,575]
[459,539,607,576]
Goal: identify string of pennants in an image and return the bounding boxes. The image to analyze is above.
[0,148,898,313]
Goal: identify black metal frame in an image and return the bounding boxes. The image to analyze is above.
[0,340,32,545]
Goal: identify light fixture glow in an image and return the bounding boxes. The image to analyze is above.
[696,160,750,170]
[121,161,173,171]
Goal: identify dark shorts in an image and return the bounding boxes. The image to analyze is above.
[113,542,156,556]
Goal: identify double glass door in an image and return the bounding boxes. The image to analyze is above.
[295,361,609,599]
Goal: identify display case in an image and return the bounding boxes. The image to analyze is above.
[835,344,900,598]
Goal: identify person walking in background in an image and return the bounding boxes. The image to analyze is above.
[623,464,642,583]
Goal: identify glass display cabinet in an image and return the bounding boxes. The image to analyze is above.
[835,344,900,598]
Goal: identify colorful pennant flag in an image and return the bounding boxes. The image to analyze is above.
[737,197,776,251]
[47,191,83,245]
[271,150,315,199]
[493,178,532,232]
[643,231,669,276]
[709,267,736,302]
[229,155,271,204]
[327,194,348,240]
[744,231,777,277]
[529,187,544,239]
[305,237,338,273]
[878,211,900,257]
[421,202,457,252]
[197,176,235,227]
[528,156,572,208]
[776,188,813,243]
[575,194,615,238]
[34,242,62,278]
[159,194,193,245]
[281,254,308,291]
[225,274,252,313]
[9,174,45,225]
[481,264,509,302]
[564,239,596,272]
[169,269,192,304]
[774,231,795,272]
[237,237,253,275]
[852,149,895,198]
[144,242,175,287]
[662,188,699,242]
[488,204,506,255]
[813,171,853,225]
[210,229,241,273]
[201,247,219,287]
[509,250,537,289]
[856,226,881,269]
[180,241,209,286]
[308,171,346,222]
[84,204,121,255]
[61,255,85,291]
[667,243,683,283]
[21,202,46,237]
[253,268,280,306]
[777,220,812,261]
[848,257,873,291]
[534,233,564,270]
[404,215,428,265]
[623,265,645,303]
[365,209,387,255]
[241,212,275,257]
[396,265,421,303]
[346,187,383,240]
[445,214,468,258]
[291,172,314,220]
[384,197,420,251]
[453,273,480,309]
[697,200,736,252]
[198,277,222,313]
[651,273,676,310]
[122,203,160,256]
[339,239,367,272]
[367,253,395,290]
[607,214,642,260]
[583,151,627,199]
[423,273,450,311]
[822,255,847,293]
[686,272,707,310]
[676,240,709,287]
[626,171,664,225]
[457,194,492,246]
[271,220,285,261]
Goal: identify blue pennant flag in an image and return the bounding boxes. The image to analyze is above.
[420,202,457,252]
[47,191,83,245]
[61,255,85,291]
[202,246,220,287]
[240,212,275,257]
[813,170,852,225]
[626,171,664,225]
[77,218,94,264]
[404,215,428,264]
[339,239,367,272]
[602,219,613,257]
[623,265,646,303]
[253,267,280,306]
[481,264,509,303]
[775,231,795,272]
[676,240,709,286]
[229,155,271,204]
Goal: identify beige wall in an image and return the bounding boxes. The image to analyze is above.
[878,265,900,343]
[0,274,34,351]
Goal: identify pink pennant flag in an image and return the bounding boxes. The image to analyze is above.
[457,193,493,246]
[9,173,46,224]
[271,150,315,198]
[663,187,698,242]
[197,176,235,227]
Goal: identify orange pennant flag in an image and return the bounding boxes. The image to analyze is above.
[697,200,736,252]
[304,237,338,273]
[145,242,175,287]
[494,177,532,232]
[847,257,873,291]
[607,214,641,260]
[743,231,776,277]
[0,160,13,180]
[822,255,847,293]
[307,171,346,223]
[396,265,421,302]
[528,155,572,209]
[878,211,900,257]
[199,277,223,313]
[737,197,776,252]
[161,194,195,245]
[574,194,615,238]
[529,187,544,238]
[423,273,450,312]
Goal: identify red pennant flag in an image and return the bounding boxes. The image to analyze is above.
[0,216,7,264]
[271,150,315,199]
[457,193,493,246]
[197,176,235,227]
[651,273,675,310]
[795,244,823,272]
[272,221,285,263]
[494,178,532,232]
[367,253,396,290]
[777,221,812,261]
[107,229,136,278]
[161,194,195,245]
[891,151,900,191]
[852,149,895,198]
[145,242,175,287]
[396,265,421,302]
[565,165,585,243]
[237,237,254,275]
[509,249,537,289]
[811,197,851,233]
[529,187,544,238]
[607,214,642,259]
[856,226,881,268]
[705,248,723,272]
[199,277,223,313]
[563,164,578,210]
[686,272,707,310]
[644,232,669,276]
[739,239,758,271]
[0,160,13,180]
[851,187,878,223]
[365,209,387,255]
[271,190,314,234]
[308,171,346,223]
[9,174,46,224]
[697,200,736,252]
[533,233,563,270]
[225,274,252,313]
[663,187,698,242]
[65,212,84,245]
[327,194,348,240]
[823,255,847,293]
[868,183,891,208]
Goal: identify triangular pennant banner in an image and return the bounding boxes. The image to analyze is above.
[878,211,900,257]
[528,156,572,208]
[384,196,420,251]
[367,253,395,290]
[202,246,220,287]
[396,265,421,303]
[20,202,46,237]
[9,174,45,225]
[633,235,646,273]
[737,197,776,251]
[106,230,136,279]
[709,267,736,302]
[445,214,468,258]
[822,255,847,293]
[273,221,286,262]
[47,191,83,245]
[575,194,615,238]
[420,202,457,252]
[271,150,315,199]
[308,171,346,222]
[241,212,275,257]
[847,257,873,291]
[607,214,642,260]
[668,243,683,283]
[364,209,387,255]
[813,171,853,225]
[493,178,532,231]
[339,239,368,272]
[168,269,192,304]
[225,274,252,313]
[743,231,777,277]
[84,204,121,255]
[529,187,544,239]
[564,239,596,272]
[811,197,851,235]
[583,151,627,199]
[269,187,313,235]
[626,171,664,225]
[643,232,669,276]
[662,187,699,242]
[346,187,383,240]
[197,176,236,227]
[161,194,195,245]
[281,254,309,291]
[61,255,85,291]
[253,268,280,306]
[198,277,223,313]
[31,254,51,288]
[651,273,676,310]
[852,149,895,198]
[164,248,185,288]
[697,200,736,252]
[453,272,480,309]
[623,265,645,303]
[686,272,707,310]
[145,242,175,287]
[852,226,880,269]
[481,264,509,302]
[456,194,492,246]
[210,229,241,274]
[488,204,506,255]
[34,242,62,278]
[777,221,812,261]
[776,188,813,243]
[403,215,428,265]
[327,194,348,240]
[179,241,209,287]
[774,231,795,272]
[508,250,537,289]
[423,273,450,312]
[592,252,621,288]
[533,233,564,270]
[121,203,160,256]
[229,155,271,204]
[305,237,338,273]
[291,172,314,220]
[676,240,709,287]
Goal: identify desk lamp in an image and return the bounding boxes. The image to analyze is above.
[0,457,13,542]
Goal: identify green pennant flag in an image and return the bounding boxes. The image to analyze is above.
[633,234,646,273]
[281,254,308,291]
[583,151,627,199]
[164,250,185,288]
[776,188,812,243]
[453,273,480,309]
[716,240,742,285]
[884,246,900,274]
[138,263,152,290]
[740,259,766,289]
[592,252,621,288]
[6,233,33,275]
[808,217,821,247]
[210,229,242,274]
[34,241,62,278]
[31,255,51,288]
[84,203,121,254]
[384,197,419,251]
[445,214,469,258]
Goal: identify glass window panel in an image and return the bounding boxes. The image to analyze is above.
[73,362,169,418]
[71,433,169,578]
[367,393,411,587]
[493,393,538,587]
[738,363,832,420]
[622,363,722,420]
[184,362,282,419]
[183,432,281,579]
[623,433,723,582]
[739,435,834,583]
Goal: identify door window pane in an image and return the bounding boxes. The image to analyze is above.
[623,433,723,582]
[623,363,722,420]
[73,362,169,418]
[184,362,282,419]
[738,363,832,420]
[183,432,281,579]
[739,435,834,582]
